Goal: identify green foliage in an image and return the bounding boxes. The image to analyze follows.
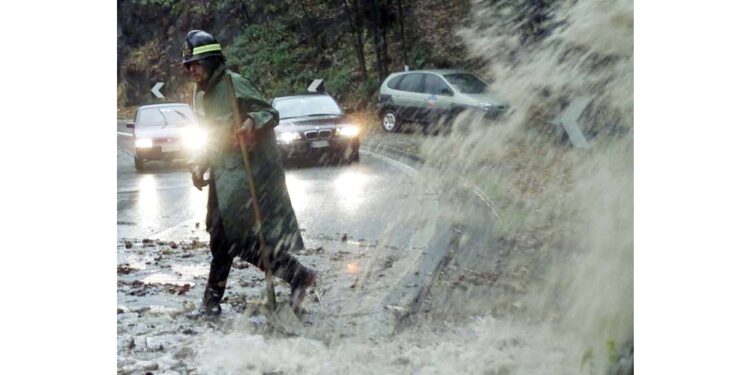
[228,21,361,102]
[227,23,302,98]
[135,0,180,6]
[409,44,432,69]
[119,0,480,113]
[606,339,619,364]
[324,64,354,98]
[579,339,626,375]
[580,348,593,374]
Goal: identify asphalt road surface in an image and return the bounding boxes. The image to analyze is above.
[116,120,454,373]
[116,121,580,374]
[117,121,435,248]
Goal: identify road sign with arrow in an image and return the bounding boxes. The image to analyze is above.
[307,79,324,93]
[151,82,165,100]
[549,97,592,149]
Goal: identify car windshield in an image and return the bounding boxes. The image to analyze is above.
[443,73,488,94]
[138,106,195,127]
[274,95,342,119]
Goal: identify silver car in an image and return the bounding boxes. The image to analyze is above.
[126,103,205,171]
[376,69,509,132]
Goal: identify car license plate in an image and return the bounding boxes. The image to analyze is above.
[161,143,180,152]
[311,140,329,148]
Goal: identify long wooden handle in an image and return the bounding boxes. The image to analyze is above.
[224,74,276,308]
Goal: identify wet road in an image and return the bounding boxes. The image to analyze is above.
[117,121,435,248]
[116,121,576,374]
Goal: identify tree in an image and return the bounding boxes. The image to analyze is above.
[343,0,368,81]
[366,0,390,83]
[396,0,408,68]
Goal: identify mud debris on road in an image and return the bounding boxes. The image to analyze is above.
[117,231,419,373]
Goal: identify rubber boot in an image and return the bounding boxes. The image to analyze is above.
[186,284,225,319]
[290,267,316,314]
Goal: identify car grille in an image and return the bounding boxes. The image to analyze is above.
[304,130,333,140]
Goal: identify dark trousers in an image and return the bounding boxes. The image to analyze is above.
[202,215,312,308]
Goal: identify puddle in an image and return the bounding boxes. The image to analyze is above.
[172,264,210,278]
[142,272,196,286]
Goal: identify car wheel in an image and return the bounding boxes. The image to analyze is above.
[134,156,145,172]
[381,110,401,133]
[349,149,360,164]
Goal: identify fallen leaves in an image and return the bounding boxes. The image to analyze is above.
[175,284,192,295]
[118,264,136,275]
[331,251,350,261]
[123,280,195,297]
[294,247,325,255]
[160,247,174,255]
[125,280,160,296]
[158,282,194,295]
[179,239,208,251]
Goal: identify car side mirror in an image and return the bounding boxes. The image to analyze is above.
[440,88,453,96]
[126,122,135,129]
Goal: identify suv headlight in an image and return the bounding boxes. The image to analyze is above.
[278,132,301,143]
[338,125,360,138]
[135,138,153,148]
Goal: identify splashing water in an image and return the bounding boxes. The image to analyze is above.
[196,318,582,374]
[189,1,633,373]
[421,0,633,371]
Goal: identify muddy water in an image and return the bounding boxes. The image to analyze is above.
[118,0,633,373]
[416,0,634,372]
[117,197,441,374]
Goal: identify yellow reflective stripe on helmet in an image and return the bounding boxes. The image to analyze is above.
[192,43,222,55]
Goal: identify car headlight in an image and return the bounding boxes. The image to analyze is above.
[183,127,207,151]
[338,125,360,138]
[478,102,493,111]
[135,138,153,148]
[277,132,301,143]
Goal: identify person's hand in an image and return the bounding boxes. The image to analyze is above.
[234,117,256,148]
[191,165,208,191]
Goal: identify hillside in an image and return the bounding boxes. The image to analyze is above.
[119,0,484,116]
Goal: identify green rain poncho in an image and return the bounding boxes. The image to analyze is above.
[190,65,304,254]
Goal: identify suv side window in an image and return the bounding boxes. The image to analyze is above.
[424,74,453,96]
[397,73,425,93]
[387,75,405,89]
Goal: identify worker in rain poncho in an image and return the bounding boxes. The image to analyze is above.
[182,30,315,317]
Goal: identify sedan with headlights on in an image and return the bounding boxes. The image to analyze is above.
[271,93,360,164]
[126,103,206,172]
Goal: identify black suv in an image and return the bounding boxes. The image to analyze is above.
[271,93,360,163]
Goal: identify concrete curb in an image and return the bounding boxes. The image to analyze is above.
[361,137,505,328]
[361,139,423,167]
